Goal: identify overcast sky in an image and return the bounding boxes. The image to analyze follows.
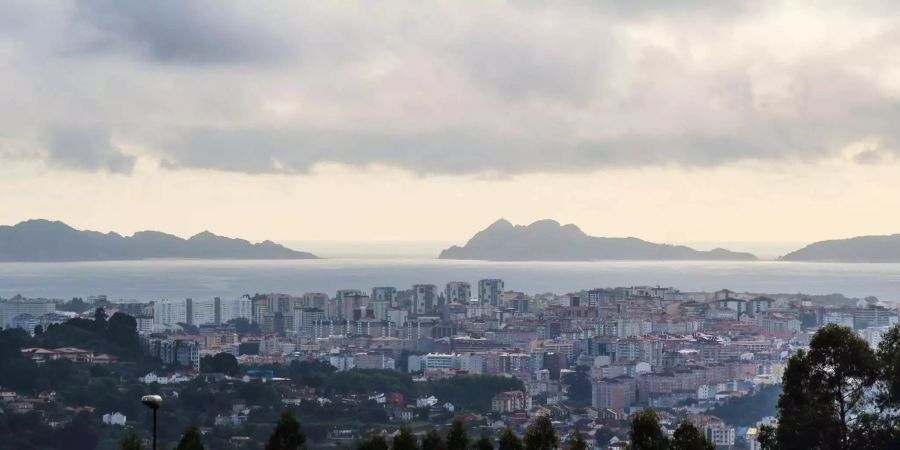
[1,1,899,245]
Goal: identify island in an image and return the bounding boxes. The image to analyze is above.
[0,219,318,261]
[780,234,900,262]
[438,219,757,261]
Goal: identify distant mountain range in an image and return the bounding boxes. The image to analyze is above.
[438,219,758,261]
[0,220,318,261]
[780,234,900,262]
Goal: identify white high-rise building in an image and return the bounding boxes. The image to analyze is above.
[412,284,438,315]
[445,282,472,305]
[479,279,505,306]
[154,300,187,327]
[220,296,253,323]
[190,298,217,326]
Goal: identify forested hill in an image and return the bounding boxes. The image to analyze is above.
[439,219,757,261]
[0,219,318,261]
[781,234,900,262]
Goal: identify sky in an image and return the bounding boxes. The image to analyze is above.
[1,1,900,246]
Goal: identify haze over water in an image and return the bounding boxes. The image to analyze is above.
[2,259,899,303]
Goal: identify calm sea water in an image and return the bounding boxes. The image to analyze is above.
[1,259,900,302]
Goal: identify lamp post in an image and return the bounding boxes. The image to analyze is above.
[141,395,163,450]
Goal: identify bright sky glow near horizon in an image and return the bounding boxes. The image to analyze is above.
[2,1,900,245]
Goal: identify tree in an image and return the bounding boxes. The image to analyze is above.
[422,429,446,450]
[474,435,494,450]
[498,428,523,450]
[57,411,99,450]
[446,418,469,450]
[265,411,306,450]
[569,430,587,450]
[358,434,389,450]
[772,324,876,450]
[627,409,669,450]
[34,324,43,336]
[119,429,144,450]
[561,366,592,407]
[670,421,714,450]
[93,307,108,332]
[107,312,140,356]
[392,427,418,450]
[806,324,877,450]
[524,416,558,450]
[200,352,240,376]
[595,427,615,447]
[176,426,205,450]
[227,318,260,337]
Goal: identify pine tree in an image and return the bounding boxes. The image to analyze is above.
[498,428,523,450]
[670,421,713,450]
[119,430,143,450]
[358,434,389,450]
[474,434,494,450]
[266,411,306,450]
[627,409,669,450]
[569,430,587,450]
[446,418,469,450]
[176,426,205,450]
[523,416,558,450]
[392,427,418,450]
[422,429,447,450]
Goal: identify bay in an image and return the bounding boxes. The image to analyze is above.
[1,259,899,302]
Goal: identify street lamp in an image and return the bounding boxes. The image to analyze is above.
[141,395,163,450]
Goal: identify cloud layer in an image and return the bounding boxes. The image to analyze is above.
[1,1,899,174]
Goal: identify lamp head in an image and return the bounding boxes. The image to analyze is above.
[141,395,162,409]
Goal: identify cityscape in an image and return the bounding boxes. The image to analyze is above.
[4,0,900,449]
[2,279,894,448]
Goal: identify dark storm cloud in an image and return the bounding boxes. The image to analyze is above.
[70,0,290,63]
[1,1,899,175]
[45,127,135,174]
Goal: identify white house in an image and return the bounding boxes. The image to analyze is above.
[416,395,438,408]
[102,412,127,426]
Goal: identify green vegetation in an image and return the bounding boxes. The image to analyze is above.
[523,416,558,450]
[626,410,714,450]
[175,426,205,450]
[706,385,781,426]
[420,375,525,412]
[498,428,523,450]
[761,323,900,449]
[200,352,239,376]
[265,411,306,450]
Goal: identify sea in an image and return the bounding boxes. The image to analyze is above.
[1,258,900,303]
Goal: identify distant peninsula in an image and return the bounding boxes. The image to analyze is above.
[438,219,758,261]
[0,219,318,261]
[780,234,900,262]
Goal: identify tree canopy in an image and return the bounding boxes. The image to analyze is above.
[265,411,306,450]
[764,323,900,450]
[524,416,558,450]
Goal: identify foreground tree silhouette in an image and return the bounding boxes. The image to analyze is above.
[627,409,668,450]
[498,428,523,450]
[774,324,876,450]
[524,416,558,450]
[266,411,306,450]
[569,430,587,450]
[119,429,144,450]
[474,434,494,450]
[670,421,714,450]
[422,429,447,450]
[176,426,205,450]
[446,418,469,450]
[358,434,389,450]
[392,427,417,450]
